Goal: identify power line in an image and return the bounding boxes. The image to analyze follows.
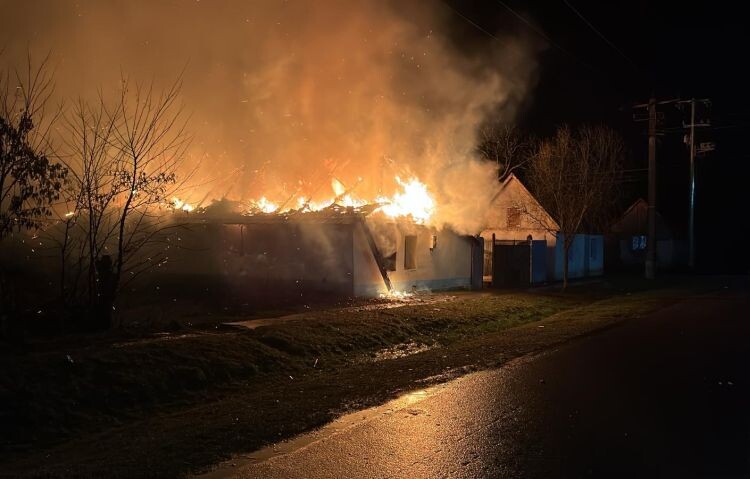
[710,124,750,130]
[495,0,638,95]
[561,0,638,71]
[494,0,605,78]
[440,1,507,45]
[495,0,560,46]
[446,0,628,93]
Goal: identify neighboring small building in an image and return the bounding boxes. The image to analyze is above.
[481,173,559,249]
[481,173,603,286]
[607,198,687,271]
[480,174,557,286]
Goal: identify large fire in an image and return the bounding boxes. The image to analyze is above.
[171,176,436,224]
[375,177,435,224]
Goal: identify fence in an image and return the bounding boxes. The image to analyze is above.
[484,236,548,288]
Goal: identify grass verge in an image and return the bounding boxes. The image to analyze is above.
[0,276,719,477]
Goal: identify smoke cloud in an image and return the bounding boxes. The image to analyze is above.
[1,0,539,234]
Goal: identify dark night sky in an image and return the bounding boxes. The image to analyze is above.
[445,0,750,272]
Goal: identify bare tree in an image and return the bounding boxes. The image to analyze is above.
[522,124,625,290]
[56,94,123,309]
[1,54,67,335]
[58,77,190,328]
[477,123,529,180]
[0,54,67,240]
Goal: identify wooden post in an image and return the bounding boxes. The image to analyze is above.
[646,96,657,279]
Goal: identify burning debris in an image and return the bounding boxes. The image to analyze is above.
[169,175,437,226]
[171,197,195,213]
[248,197,280,214]
[379,290,415,300]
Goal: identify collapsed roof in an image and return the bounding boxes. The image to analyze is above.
[172,202,386,225]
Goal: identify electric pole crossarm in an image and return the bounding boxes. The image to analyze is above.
[632,98,682,108]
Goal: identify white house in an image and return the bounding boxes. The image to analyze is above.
[160,207,483,301]
[480,173,559,247]
[480,173,603,285]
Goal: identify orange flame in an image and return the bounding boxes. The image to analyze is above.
[249,196,279,214]
[171,197,195,212]
[241,175,436,223]
[375,177,435,224]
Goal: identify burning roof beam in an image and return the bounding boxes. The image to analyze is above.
[358,217,393,293]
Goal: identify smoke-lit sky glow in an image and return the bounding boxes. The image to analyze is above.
[2,0,540,234]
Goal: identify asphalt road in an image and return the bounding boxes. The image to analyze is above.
[212,281,750,478]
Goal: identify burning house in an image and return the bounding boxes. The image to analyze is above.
[162,178,483,303]
[0,0,545,310]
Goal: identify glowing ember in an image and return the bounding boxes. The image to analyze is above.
[379,290,414,300]
[171,197,195,212]
[64,211,75,218]
[375,177,435,224]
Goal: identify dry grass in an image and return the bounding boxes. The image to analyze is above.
[0,276,720,477]
[1,291,576,448]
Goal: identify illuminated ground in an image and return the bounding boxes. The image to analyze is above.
[204,280,750,478]
[0,277,733,477]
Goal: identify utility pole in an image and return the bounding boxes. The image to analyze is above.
[688,99,696,270]
[633,96,679,279]
[677,98,711,270]
[645,97,657,280]
[633,96,707,278]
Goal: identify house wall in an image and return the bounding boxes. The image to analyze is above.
[162,222,355,301]
[481,177,557,243]
[585,235,605,276]
[552,234,604,280]
[608,199,688,272]
[554,234,586,280]
[617,238,688,270]
[353,222,473,296]
[236,223,354,295]
[164,220,474,300]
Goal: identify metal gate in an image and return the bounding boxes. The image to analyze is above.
[485,237,547,288]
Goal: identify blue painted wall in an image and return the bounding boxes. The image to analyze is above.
[553,234,604,281]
